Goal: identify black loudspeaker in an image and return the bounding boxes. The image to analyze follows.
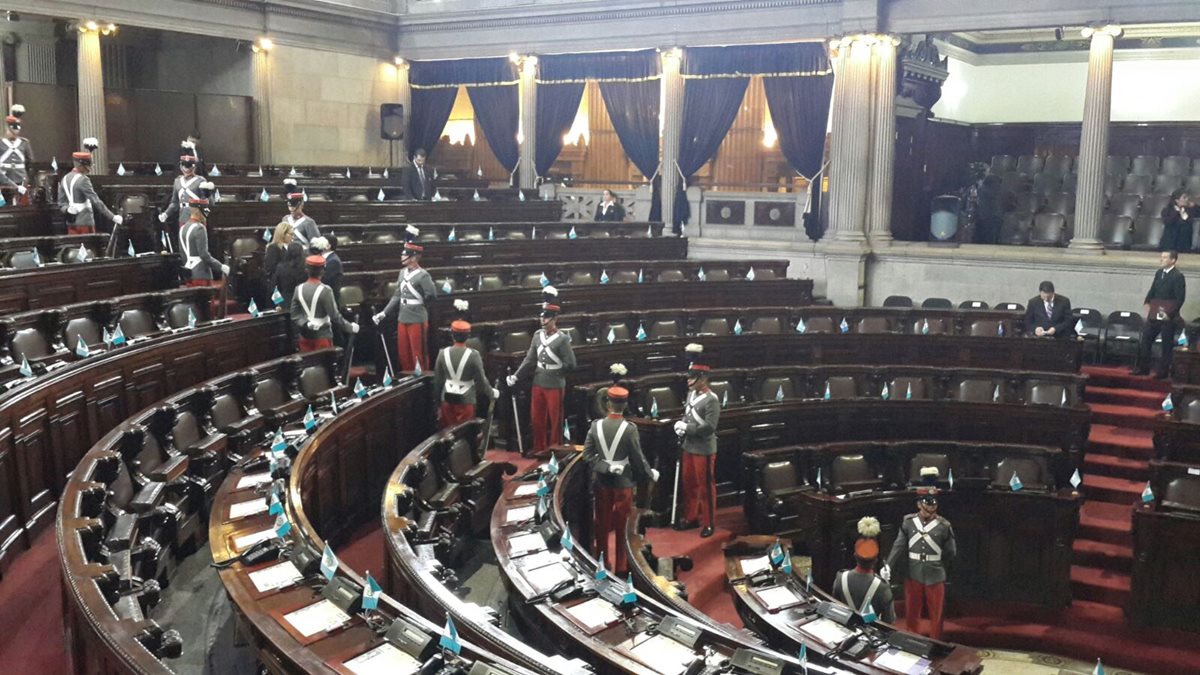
[381,104,405,140]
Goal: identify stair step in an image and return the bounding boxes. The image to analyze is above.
[1088,403,1163,432]
[1082,453,1150,482]
[1083,385,1169,408]
[1082,473,1144,505]
[1072,538,1133,574]
[1070,565,1131,607]
[1082,366,1172,393]
[1079,501,1133,546]
[1087,424,1155,460]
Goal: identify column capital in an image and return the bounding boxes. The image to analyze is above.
[1081,24,1123,39]
[828,33,901,53]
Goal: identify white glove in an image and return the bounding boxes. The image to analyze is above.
[491,387,500,399]
[220,263,230,276]
[112,215,124,226]
[158,212,168,223]
[67,203,84,215]
[673,420,687,437]
[350,322,360,334]
[880,564,891,582]
[306,320,322,331]
[609,463,624,476]
[506,375,518,387]
[372,312,385,325]
[651,469,660,482]
[16,185,26,195]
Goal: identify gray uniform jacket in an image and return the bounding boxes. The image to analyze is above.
[583,416,653,490]
[833,569,896,623]
[292,280,354,340]
[433,344,494,406]
[287,214,320,248]
[381,267,437,324]
[180,219,223,281]
[514,329,576,389]
[57,170,115,227]
[161,174,205,228]
[886,513,957,586]
[682,389,720,456]
[0,136,33,186]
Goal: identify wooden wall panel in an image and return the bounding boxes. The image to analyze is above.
[9,82,78,163]
[133,89,198,164]
[196,93,254,165]
[578,81,638,184]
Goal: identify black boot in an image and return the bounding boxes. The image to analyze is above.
[700,526,714,538]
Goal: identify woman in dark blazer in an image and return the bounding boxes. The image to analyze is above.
[594,189,626,222]
[1161,188,1197,252]
[264,221,306,302]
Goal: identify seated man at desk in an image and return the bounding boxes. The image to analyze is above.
[833,517,896,624]
[1023,280,1073,339]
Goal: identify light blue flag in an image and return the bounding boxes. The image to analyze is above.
[383,168,390,179]
[75,339,90,358]
[781,550,792,575]
[304,405,317,432]
[775,385,785,402]
[209,165,221,177]
[595,552,607,580]
[271,287,284,306]
[698,267,706,281]
[214,188,223,203]
[948,468,955,490]
[383,369,393,387]
[274,513,292,538]
[19,355,32,378]
[746,267,756,281]
[1179,332,1189,347]
[815,467,822,488]
[921,319,930,335]
[268,491,283,516]
[477,166,484,177]
[1093,659,1104,675]
[288,167,298,178]
[376,188,385,202]
[906,383,914,400]
[154,163,163,176]
[51,157,58,171]
[536,494,548,520]
[862,601,877,624]
[823,382,831,400]
[441,280,453,295]
[1062,389,1069,406]
[1009,471,1023,491]
[448,227,457,242]
[488,227,495,241]
[635,323,647,341]
[993,384,1001,402]
[722,389,729,407]
[563,418,571,442]
[539,272,550,287]
[560,525,573,551]
[262,227,272,243]
[770,541,785,566]
[637,269,644,284]
[518,189,526,202]
[413,361,423,376]
[188,308,197,329]
[805,568,813,592]
[536,477,550,497]
[127,240,135,257]
[997,322,1005,337]
[116,163,127,176]
[112,325,126,346]
[839,318,850,333]
[0,192,6,207]
[622,574,637,605]
[320,542,339,581]
[345,168,352,179]
[799,644,808,673]
[600,270,609,284]
[249,298,260,318]
[271,428,287,453]
[797,318,807,334]
[568,226,577,240]
[1070,469,1082,489]
[30,248,40,267]
[734,320,743,336]
[531,225,537,239]
[1075,318,1085,335]
[259,189,270,203]
[355,378,367,398]
[331,394,339,416]
[646,223,653,238]
[77,243,90,262]
[103,327,112,346]
[548,453,559,476]
[650,397,659,419]
[362,571,382,612]
[440,616,462,655]
[607,328,616,344]
[881,383,890,400]
[1142,481,1154,503]
[1164,394,1175,412]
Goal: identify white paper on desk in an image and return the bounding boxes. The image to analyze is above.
[739,555,770,576]
[283,428,307,438]
[283,599,350,638]
[563,597,621,632]
[236,472,273,489]
[872,648,930,675]
[233,529,276,552]
[513,482,540,497]
[799,616,855,646]
[522,560,574,594]
[229,498,268,520]
[343,643,420,675]
[755,584,801,611]
[517,550,561,571]
[619,632,697,675]
[508,532,547,556]
[506,504,536,523]
[248,561,303,593]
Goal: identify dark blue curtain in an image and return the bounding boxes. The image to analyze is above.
[677,78,748,178]
[535,83,585,176]
[762,74,832,178]
[684,43,829,77]
[467,85,519,172]
[539,50,659,81]
[408,57,518,161]
[408,88,457,160]
[599,81,660,179]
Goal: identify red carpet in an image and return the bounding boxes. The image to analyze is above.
[640,505,747,628]
[0,529,68,675]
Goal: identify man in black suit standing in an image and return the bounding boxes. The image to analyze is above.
[1133,250,1187,378]
[400,148,434,200]
[1024,281,1074,338]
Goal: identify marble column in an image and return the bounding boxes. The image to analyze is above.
[396,61,412,166]
[827,36,873,242]
[660,48,684,232]
[76,27,107,173]
[518,56,538,190]
[866,37,899,246]
[251,47,273,165]
[1069,26,1120,251]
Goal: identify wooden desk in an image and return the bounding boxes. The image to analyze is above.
[1170,349,1200,385]
[0,253,179,314]
[1130,462,1200,630]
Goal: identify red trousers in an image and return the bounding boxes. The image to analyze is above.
[184,279,217,288]
[298,337,333,352]
[439,402,475,430]
[904,578,946,640]
[530,385,564,454]
[67,225,95,235]
[396,321,428,372]
[682,452,716,528]
[593,485,634,576]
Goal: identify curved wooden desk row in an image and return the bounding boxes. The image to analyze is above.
[567,364,1087,423]
[1169,349,1200,385]
[0,287,217,384]
[739,440,1080,607]
[47,160,489,183]
[1131,459,1200,630]
[0,233,108,265]
[0,314,291,578]
[0,205,55,238]
[87,178,526,205]
[1151,392,1200,464]
[0,253,179,315]
[213,379,541,675]
[56,348,349,674]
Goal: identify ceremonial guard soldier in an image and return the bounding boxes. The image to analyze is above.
[158,141,204,229]
[57,139,122,235]
[506,289,576,456]
[292,254,359,352]
[885,467,957,639]
[582,385,658,575]
[283,179,321,248]
[0,105,33,205]
[674,344,720,537]
[179,182,228,287]
[833,517,896,623]
[433,310,498,428]
[373,226,436,372]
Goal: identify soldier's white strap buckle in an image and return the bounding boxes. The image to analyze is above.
[179,175,201,205]
[399,268,425,304]
[596,419,630,465]
[909,552,941,562]
[908,517,943,559]
[685,390,710,424]
[298,284,330,327]
[62,173,91,211]
[289,216,310,245]
[0,139,24,165]
[400,298,423,305]
[537,332,564,370]
[841,573,883,615]
[180,222,202,269]
[443,347,474,396]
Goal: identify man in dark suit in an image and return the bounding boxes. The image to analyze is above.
[1024,281,1074,338]
[400,148,434,200]
[1133,250,1187,378]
